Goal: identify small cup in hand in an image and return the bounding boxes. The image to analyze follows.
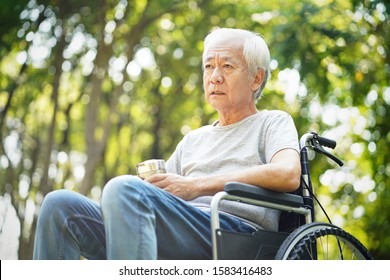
[136,159,166,179]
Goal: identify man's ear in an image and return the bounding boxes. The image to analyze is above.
[251,68,265,92]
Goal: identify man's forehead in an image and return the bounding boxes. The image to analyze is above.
[204,45,245,64]
[204,54,241,63]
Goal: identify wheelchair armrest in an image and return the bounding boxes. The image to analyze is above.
[224,182,304,208]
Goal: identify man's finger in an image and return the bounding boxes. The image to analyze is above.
[145,173,168,184]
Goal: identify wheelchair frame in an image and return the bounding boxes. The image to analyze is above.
[210,132,373,260]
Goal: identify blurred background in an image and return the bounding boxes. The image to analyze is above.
[0,0,389,259]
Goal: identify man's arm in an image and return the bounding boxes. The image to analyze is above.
[146,148,301,201]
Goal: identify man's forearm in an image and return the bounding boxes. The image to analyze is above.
[195,164,299,197]
[194,149,301,197]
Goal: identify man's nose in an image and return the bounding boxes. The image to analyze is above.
[210,67,224,84]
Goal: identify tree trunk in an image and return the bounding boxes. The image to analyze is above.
[39,33,66,196]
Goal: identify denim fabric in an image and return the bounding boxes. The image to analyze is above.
[33,175,256,260]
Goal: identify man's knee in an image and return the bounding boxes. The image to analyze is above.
[101,175,144,210]
[37,189,77,225]
[40,190,72,212]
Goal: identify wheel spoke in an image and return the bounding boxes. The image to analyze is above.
[275,222,373,260]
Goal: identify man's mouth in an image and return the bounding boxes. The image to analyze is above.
[211,91,225,95]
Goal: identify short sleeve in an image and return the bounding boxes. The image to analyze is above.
[264,112,299,163]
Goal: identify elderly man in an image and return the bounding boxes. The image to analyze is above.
[33,28,301,260]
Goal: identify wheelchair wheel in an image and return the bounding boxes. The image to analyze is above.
[275,222,373,260]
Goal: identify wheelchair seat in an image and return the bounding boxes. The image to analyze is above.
[211,182,310,260]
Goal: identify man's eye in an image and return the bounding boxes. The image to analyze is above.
[223,64,233,69]
[205,64,213,69]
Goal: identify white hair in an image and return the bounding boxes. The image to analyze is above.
[202,28,271,101]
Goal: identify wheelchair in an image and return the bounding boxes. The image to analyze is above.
[210,132,373,260]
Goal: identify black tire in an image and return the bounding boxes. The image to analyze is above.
[275,222,373,260]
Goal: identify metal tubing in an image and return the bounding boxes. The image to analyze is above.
[210,191,312,260]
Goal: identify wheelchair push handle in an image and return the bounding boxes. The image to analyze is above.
[316,135,336,149]
[300,132,344,167]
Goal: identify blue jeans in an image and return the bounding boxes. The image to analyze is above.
[33,175,256,259]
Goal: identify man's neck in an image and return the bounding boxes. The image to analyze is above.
[217,107,258,126]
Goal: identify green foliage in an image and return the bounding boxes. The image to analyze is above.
[0,0,389,259]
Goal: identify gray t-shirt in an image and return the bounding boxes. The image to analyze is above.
[165,110,299,230]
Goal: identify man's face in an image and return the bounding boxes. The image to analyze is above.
[203,39,258,114]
